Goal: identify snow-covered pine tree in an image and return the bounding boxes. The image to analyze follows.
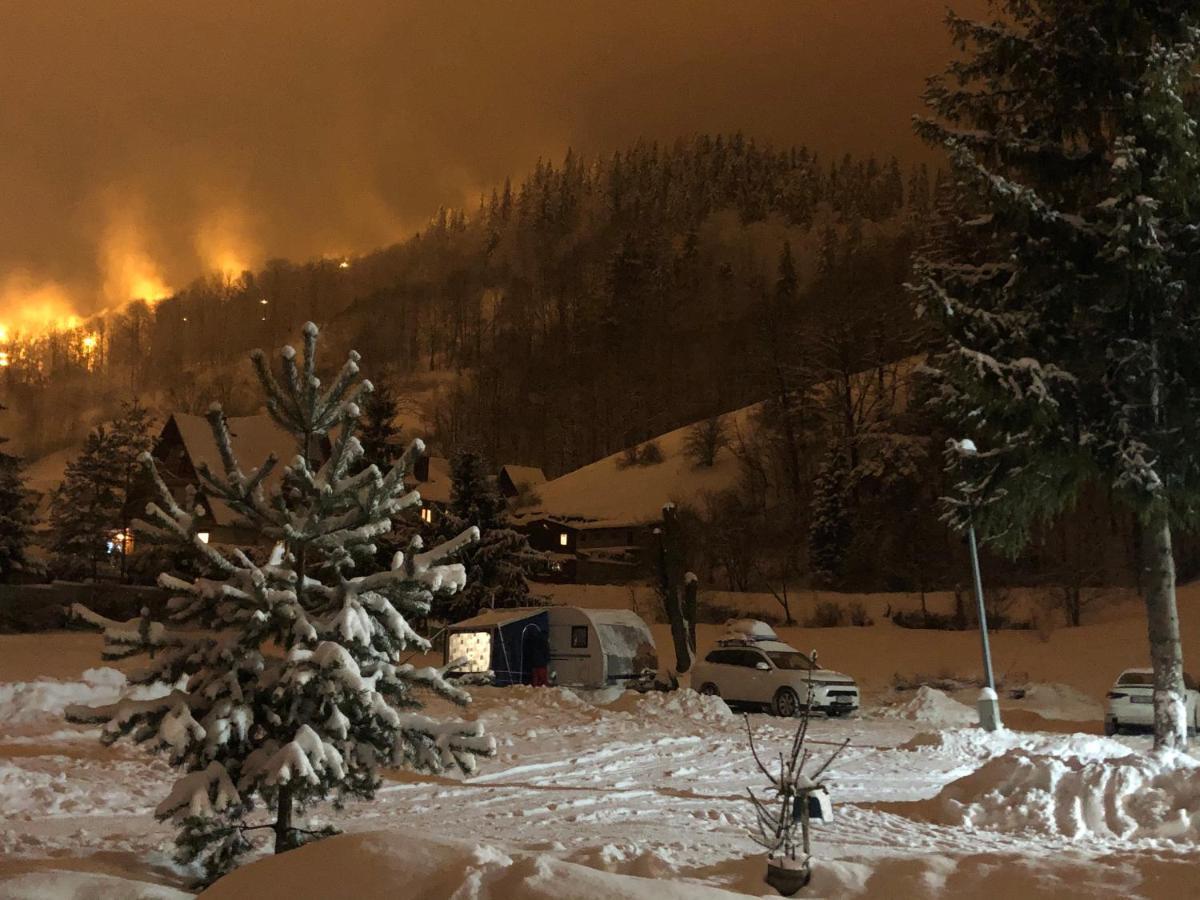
[912,4,1200,749]
[110,398,156,577]
[357,379,401,471]
[66,323,494,883]
[0,404,34,581]
[49,425,124,580]
[807,448,852,587]
[433,449,538,618]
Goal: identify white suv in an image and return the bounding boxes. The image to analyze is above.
[693,639,860,717]
[1105,668,1200,736]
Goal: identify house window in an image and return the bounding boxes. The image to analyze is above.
[197,532,211,544]
[106,529,134,555]
[559,531,569,547]
[571,626,588,649]
[420,507,433,524]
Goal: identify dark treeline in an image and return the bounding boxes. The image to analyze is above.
[3,133,1186,608]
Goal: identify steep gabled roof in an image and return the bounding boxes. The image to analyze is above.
[165,413,299,526]
[500,464,546,490]
[411,455,452,505]
[171,413,296,485]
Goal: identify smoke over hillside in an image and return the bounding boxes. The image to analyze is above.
[0,0,984,329]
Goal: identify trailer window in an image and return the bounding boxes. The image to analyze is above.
[1118,672,1154,686]
[571,626,589,649]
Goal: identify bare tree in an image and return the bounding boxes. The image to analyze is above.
[745,710,849,896]
[683,415,730,468]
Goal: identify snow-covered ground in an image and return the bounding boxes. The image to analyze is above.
[1,632,1198,898]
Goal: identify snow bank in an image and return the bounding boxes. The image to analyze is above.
[881,686,977,727]
[0,870,190,899]
[200,830,748,899]
[477,685,732,728]
[1015,682,1103,722]
[0,668,128,726]
[899,726,1131,761]
[905,747,1200,842]
[605,688,733,723]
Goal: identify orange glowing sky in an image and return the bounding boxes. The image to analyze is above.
[0,0,988,328]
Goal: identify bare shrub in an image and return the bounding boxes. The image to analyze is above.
[804,601,846,628]
[848,601,873,627]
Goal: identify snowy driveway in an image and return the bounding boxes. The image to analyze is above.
[1,647,1198,898]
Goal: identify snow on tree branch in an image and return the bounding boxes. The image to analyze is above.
[66,326,496,884]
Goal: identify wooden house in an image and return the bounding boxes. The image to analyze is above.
[137,413,322,548]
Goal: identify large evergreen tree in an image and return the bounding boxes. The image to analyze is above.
[49,425,124,580]
[912,2,1200,748]
[49,401,155,581]
[434,450,537,618]
[67,324,493,883]
[807,447,852,586]
[357,380,401,471]
[110,398,156,578]
[0,404,33,580]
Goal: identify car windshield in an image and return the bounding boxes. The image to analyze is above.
[1118,672,1154,686]
[765,651,814,671]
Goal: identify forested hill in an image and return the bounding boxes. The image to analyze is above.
[9,135,933,472]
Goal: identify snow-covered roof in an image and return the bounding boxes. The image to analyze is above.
[172,413,295,484]
[579,609,654,660]
[500,465,546,488]
[411,455,452,505]
[448,608,546,631]
[167,413,300,527]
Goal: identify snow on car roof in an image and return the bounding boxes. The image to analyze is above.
[724,619,779,641]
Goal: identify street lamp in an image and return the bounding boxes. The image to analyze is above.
[956,438,1002,732]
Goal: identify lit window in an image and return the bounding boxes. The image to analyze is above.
[559,532,569,547]
[197,532,210,544]
[107,529,134,555]
[420,507,433,524]
[448,630,492,673]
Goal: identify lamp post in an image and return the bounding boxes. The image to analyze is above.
[957,439,1002,732]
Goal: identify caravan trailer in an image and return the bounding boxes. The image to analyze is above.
[445,606,656,688]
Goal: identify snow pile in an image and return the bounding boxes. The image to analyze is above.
[607,688,733,723]
[0,870,191,899]
[882,686,977,727]
[202,830,748,899]
[0,668,128,726]
[900,726,1131,761]
[908,747,1200,842]
[1015,682,1103,722]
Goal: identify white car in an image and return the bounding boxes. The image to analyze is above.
[692,639,860,718]
[1104,668,1200,735]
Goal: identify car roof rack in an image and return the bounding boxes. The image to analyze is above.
[716,636,767,647]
